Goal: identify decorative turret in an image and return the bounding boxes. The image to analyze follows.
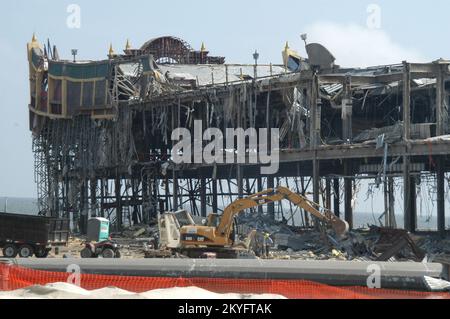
[108,43,115,59]
[125,39,132,51]
[200,42,206,52]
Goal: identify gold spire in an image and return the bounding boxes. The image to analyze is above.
[200,42,206,52]
[125,39,132,51]
[108,43,115,57]
[31,33,37,43]
[284,41,289,51]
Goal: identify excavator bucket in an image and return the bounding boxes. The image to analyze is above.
[332,219,350,237]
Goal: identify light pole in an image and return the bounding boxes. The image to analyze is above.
[71,49,78,63]
[301,33,308,46]
[253,50,259,79]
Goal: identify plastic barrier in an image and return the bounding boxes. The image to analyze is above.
[0,263,449,299]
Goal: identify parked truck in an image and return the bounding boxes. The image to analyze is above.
[0,212,69,258]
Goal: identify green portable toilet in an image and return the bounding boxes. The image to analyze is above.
[87,218,110,242]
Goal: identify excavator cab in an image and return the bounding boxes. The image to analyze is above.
[207,213,220,227]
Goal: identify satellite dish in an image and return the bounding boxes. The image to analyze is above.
[305,43,336,70]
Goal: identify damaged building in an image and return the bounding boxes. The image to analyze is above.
[27,34,450,238]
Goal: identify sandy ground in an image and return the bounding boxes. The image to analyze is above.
[0,283,286,299]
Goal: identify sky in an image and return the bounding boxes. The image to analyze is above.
[0,0,448,220]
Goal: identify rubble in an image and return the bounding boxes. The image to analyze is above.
[237,212,432,263]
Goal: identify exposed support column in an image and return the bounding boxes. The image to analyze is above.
[200,177,207,217]
[309,72,321,147]
[115,174,122,231]
[89,178,97,218]
[437,157,446,238]
[436,63,448,136]
[325,179,332,210]
[342,75,353,143]
[388,177,396,228]
[309,72,321,209]
[403,157,412,232]
[212,178,218,214]
[265,88,275,218]
[344,161,353,229]
[313,159,320,205]
[404,172,417,233]
[403,61,413,232]
[410,176,417,232]
[267,176,275,219]
[100,178,105,218]
[172,170,179,211]
[237,165,244,199]
[142,173,149,224]
[131,178,140,224]
[164,175,170,212]
[257,177,263,214]
[79,180,89,234]
[333,178,340,218]
[403,62,411,140]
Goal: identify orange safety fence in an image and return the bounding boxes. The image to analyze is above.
[0,263,449,299]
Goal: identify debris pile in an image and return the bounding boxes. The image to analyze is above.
[110,223,160,258]
[237,213,427,262]
[416,236,450,262]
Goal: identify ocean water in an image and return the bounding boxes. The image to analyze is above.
[0,197,39,215]
[0,197,447,231]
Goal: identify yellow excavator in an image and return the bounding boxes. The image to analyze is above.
[175,186,349,257]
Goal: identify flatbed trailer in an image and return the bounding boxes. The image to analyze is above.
[0,212,69,258]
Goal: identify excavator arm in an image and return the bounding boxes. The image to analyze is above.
[216,186,349,241]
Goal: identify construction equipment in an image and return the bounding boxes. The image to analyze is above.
[80,217,121,259]
[158,187,348,258]
[0,212,69,258]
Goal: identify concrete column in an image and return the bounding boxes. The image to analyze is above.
[267,176,275,219]
[344,161,353,229]
[200,177,207,217]
[257,177,263,214]
[342,76,353,143]
[173,170,179,211]
[325,179,332,210]
[388,177,396,228]
[100,178,105,218]
[313,159,320,205]
[437,157,446,237]
[309,74,321,148]
[142,174,149,224]
[212,178,218,214]
[436,64,447,136]
[79,180,89,234]
[115,175,122,231]
[403,62,411,140]
[89,178,97,218]
[333,178,340,218]
[410,176,417,232]
[403,157,413,232]
[237,165,244,199]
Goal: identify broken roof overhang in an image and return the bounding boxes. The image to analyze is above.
[119,63,288,86]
